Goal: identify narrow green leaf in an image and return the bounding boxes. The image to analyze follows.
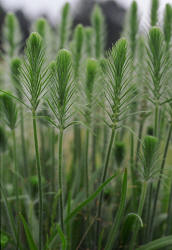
[0,184,18,245]
[19,213,38,250]
[105,168,128,250]
[57,224,67,250]
[65,171,121,223]
[120,212,143,246]
[136,235,172,250]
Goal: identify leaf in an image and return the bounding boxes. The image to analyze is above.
[57,224,67,250]
[65,170,121,223]
[0,183,18,246]
[19,213,38,250]
[105,168,128,250]
[120,213,143,246]
[136,235,172,250]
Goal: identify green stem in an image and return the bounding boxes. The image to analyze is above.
[20,105,28,176]
[146,183,153,241]
[12,129,20,249]
[92,126,98,173]
[146,102,159,239]
[85,129,89,198]
[149,123,172,240]
[130,181,148,250]
[58,128,64,231]
[32,110,43,250]
[166,180,172,235]
[154,103,159,137]
[96,128,115,245]
[51,128,56,191]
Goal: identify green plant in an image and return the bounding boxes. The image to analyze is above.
[1,2,172,250]
[47,49,74,232]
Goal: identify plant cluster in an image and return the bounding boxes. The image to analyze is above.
[1,1,172,249]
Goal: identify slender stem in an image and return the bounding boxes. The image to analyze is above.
[135,120,144,167]
[58,128,64,231]
[147,102,159,238]
[96,128,115,245]
[12,129,20,249]
[85,129,89,198]
[32,110,43,250]
[149,123,172,240]
[166,179,172,235]
[129,181,148,250]
[51,128,56,191]
[146,183,153,241]
[20,105,28,176]
[154,103,159,137]
[92,126,97,173]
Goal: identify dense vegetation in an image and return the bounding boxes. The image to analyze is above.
[1,0,172,249]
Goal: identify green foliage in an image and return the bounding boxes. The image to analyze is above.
[129,1,138,58]
[82,58,98,125]
[3,12,21,57]
[20,214,38,250]
[72,24,84,80]
[0,126,7,153]
[139,136,159,182]
[136,235,172,250]
[0,232,9,249]
[1,2,172,250]
[102,38,132,128]
[163,4,172,49]
[10,57,22,98]
[0,93,18,130]
[47,49,74,130]
[36,18,47,40]
[105,169,127,250]
[114,141,126,167]
[151,0,159,26]
[84,27,93,57]
[146,27,169,103]
[59,2,71,49]
[20,32,48,111]
[91,4,105,59]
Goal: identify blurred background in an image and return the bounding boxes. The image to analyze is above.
[0,0,172,50]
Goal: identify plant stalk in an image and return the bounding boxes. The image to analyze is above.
[129,181,148,250]
[58,128,64,231]
[85,129,89,198]
[12,129,20,249]
[96,128,115,245]
[149,123,172,240]
[32,110,43,250]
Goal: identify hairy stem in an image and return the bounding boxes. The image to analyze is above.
[58,128,64,231]
[85,129,89,198]
[12,129,20,249]
[166,179,172,235]
[32,110,43,250]
[20,105,28,176]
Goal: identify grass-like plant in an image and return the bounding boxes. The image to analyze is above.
[47,49,74,232]
[1,2,172,250]
[20,32,49,250]
[0,93,19,247]
[96,38,133,242]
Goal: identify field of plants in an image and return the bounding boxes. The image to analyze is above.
[1,0,172,249]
